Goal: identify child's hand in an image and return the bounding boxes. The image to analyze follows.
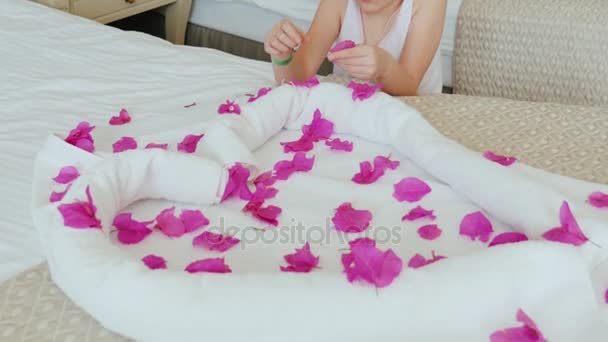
[328,45,392,81]
[264,19,307,61]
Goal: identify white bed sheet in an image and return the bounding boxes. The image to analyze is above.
[0,0,275,284]
[189,0,463,86]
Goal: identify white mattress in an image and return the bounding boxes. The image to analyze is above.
[0,0,274,284]
[189,0,463,87]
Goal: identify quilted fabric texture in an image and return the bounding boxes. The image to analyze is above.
[453,0,608,107]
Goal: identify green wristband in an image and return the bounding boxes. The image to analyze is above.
[272,54,294,66]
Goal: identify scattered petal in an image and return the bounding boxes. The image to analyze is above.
[332,202,372,233]
[484,151,517,167]
[542,201,588,246]
[325,138,353,152]
[393,177,432,203]
[112,136,138,153]
[374,156,400,170]
[489,232,529,247]
[177,133,204,153]
[179,209,210,233]
[281,135,315,153]
[58,186,102,229]
[407,251,446,269]
[251,185,278,201]
[402,206,436,221]
[273,152,315,180]
[222,163,253,202]
[155,207,186,238]
[218,100,241,115]
[291,76,320,88]
[243,200,282,226]
[418,224,442,240]
[64,121,95,153]
[49,184,72,203]
[184,102,197,108]
[588,192,608,208]
[52,166,80,184]
[280,243,320,273]
[459,211,494,242]
[302,109,334,142]
[145,143,168,150]
[348,237,376,249]
[248,87,272,103]
[193,231,240,252]
[352,161,384,184]
[113,213,153,245]
[490,309,547,342]
[342,243,403,288]
[254,170,276,188]
[329,40,356,53]
[142,255,167,270]
[109,109,131,125]
[185,258,232,274]
[348,81,383,101]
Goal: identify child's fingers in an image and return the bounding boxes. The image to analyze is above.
[328,46,368,62]
[281,21,304,46]
[270,38,291,54]
[276,32,298,50]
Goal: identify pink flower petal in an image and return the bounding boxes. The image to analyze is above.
[459,211,494,242]
[393,177,432,203]
[352,161,384,184]
[49,184,72,203]
[280,135,315,153]
[222,163,253,202]
[302,109,334,141]
[52,166,80,184]
[325,138,353,152]
[490,309,547,342]
[347,81,383,101]
[177,134,204,153]
[179,209,210,233]
[145,143,169,150]
[329,40,356,53]
[185,258,232,274]
[113,213,153,245]
[348,237,376,249]
[374,156,400,170]
[155,207,186,238]
[290,76,320,88]
[588,192,608,208]
[193,231,240,252]
[65,121,95,153]
[218,100,241,115]
[142,255,167,270]
[243,200,282,226]
[109,108,131,125]
[280,242,320,273]
[418,224,442,240]
[248,87,272,103]
[184,102,197,108]
[542,201,588,246]
[332,202,372,233]
[251,184,279,201]
[57,186,102,229]
[484,151,517,167]
[402,206,436,221]
[488,232,529,247]
[342,243,403,288]
[273,152,315,181]
[112,136,138,153]
[407,251,446,269]
[254,170,276,188]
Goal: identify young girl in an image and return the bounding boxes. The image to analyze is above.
[264,0,447,96]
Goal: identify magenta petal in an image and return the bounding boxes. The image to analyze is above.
[342,243,403,288]
[252,185,278,201]
[393,177,432,203]
[407,251,446,269]
[347,81,383,101]
[281,135,315,153]
[352,161,384,184]
[588,192,608,208]
[254,170,276,187]
[325,138,353,152]
[243,200,282,226]
[329,40,356,53]
[402,206,436,221]
[542,201,588,246]
[52,166,80,184]
[180,209,210,233]
[374,156,400,171]
[177,133,204,153]
[145,143,169,150]
[112,136,138,153]
[302,109,334,142]
[348,237,376,249]
[490,309,547,342]
[280,243,320,273]
[49,183,72,203]
[185,258,232,273]
[332,202,372,233]
[291,76,320,88]
[65,121,95,153]
[113,212,153,245]
[273,152,315,181]
[217,100,241,115]
[57,186,102,229]
[193,231,240,252]
[418,224,442,240]
[155,207,186,238]
[109,108,131,125]
[222,163,253,202]
[484,151,517,167]
[248,87,272,103]
[142,255,167,270]
[489,232,529,247]
[459,211,494,242]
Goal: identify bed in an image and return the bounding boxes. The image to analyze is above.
[186,0,463,87]
[1,0,608,340]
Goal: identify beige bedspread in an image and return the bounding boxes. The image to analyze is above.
[2,93,606,341]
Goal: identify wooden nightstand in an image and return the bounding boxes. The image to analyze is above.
[33,0,192,44]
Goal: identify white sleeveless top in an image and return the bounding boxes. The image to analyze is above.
[334,0,443,95]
